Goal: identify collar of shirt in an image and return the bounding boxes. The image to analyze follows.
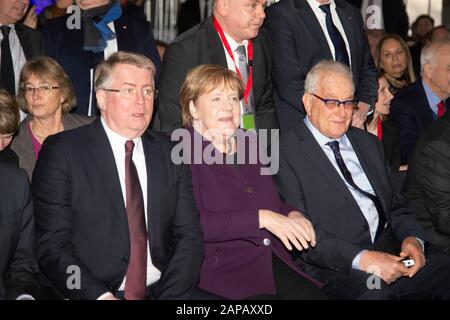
[304,116,346,147]
[306,0,335,15]
[100,116,144,159]
[0,23,15,38]
[223,31,249,54]
[422,79,442,115]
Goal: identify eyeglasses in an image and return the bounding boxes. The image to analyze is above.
[311,93,359,111]
[100,88,158,100]
[22,86,60,95]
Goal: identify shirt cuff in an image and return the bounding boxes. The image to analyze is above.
[416,238,425,252]
[16,294,35,300]
[352,250,367,270]
[97,292,115,300]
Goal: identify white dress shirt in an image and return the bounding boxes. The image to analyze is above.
[306,0,352,69]
[101,117,161,291]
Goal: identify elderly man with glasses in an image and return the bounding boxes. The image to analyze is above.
[274,60,450,300]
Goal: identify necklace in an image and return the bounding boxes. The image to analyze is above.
[30,121,64,140]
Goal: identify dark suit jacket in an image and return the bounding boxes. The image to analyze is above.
[344,0,409,40]
[11,113,95,180]
[264,0,378,132]
[404,113,450,254]
[15,23,45,60]
[0,147,18,166]
[0,163,39,300]
[187,127,320,299]
[176,0,201,35]
[381,118,401,170]
[43,13,161,116]
[31,119,203,300]
[274,121,429,282]
[389,80,449,164]
[156,17,278,134]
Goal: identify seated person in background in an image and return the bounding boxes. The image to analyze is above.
[11,56,94,180]
[374,34,416,95]
[32,51,203,300]
[275,60,450,300]
[0,162,40,300]
[178,64,325,300]
[390,40,450,164]
[364,74,402,171]
[404,112,450,254]
[0,90,20,165]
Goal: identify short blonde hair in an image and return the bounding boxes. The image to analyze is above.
[179,64,243,126]
[95,51,156,90]
[17,56,77,114]
[0,89,20,134]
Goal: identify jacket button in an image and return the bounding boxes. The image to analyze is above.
[122,256,129,264]
[263,238,271,246]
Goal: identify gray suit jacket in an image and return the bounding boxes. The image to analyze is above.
[11,113,94,180]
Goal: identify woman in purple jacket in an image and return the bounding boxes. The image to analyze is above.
[177,65,325,300]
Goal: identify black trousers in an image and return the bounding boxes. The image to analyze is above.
[317,248,450,300]
[246,254,327,300]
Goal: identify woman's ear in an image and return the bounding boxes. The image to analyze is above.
[189,100,199,120]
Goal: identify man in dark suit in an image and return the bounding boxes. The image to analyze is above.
[390,40,450,164]
[0,0,44,97]
[275,60,450,299]
[0,163,40,300]
[32,52,203,300]
[403,113,450,254]
[264,0,377,132]
[43,0,161,116]
[156,0,278,134]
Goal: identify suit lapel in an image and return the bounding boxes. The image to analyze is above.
[87,120,127,224]
[295,1,333,60]
[205,18,228,66]
[141,132,160,247]
[15,24,34,60]
[114,17,133,52]
[296,123,358,206]
[346,129,389,222]
[335,2,357,75]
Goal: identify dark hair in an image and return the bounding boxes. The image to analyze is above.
[0,89,20,134]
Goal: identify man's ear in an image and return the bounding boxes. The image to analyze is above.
[96,90,106,111]
[215,0,229,16]
[302,93,312,117]
[422,63,433,80]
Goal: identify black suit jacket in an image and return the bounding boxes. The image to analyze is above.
[0,163,39,300]
[344,0,409,40]
[43,13,161,116]
[264,0,377,132]
[404,113,450,253]
[32,119,203,300]
[15,23,45,59]
[156,17,278,134]
[389,80,450,164]
[381,118,401,170]
[275,121,429,282]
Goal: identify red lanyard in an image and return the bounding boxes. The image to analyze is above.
[213,16,253,105]
[377,117,382,141]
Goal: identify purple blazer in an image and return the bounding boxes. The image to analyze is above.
[187,127,320,299]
